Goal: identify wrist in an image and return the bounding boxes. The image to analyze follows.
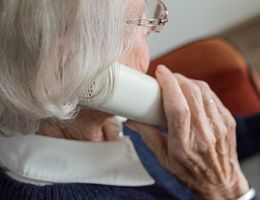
[232,172,250,199]
[196,170,249,200]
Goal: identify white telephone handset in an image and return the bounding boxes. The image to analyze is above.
[80,62,167,127]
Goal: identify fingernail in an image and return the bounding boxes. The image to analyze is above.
[156,65,171,75]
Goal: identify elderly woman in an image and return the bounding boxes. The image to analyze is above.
[0,0,258,199]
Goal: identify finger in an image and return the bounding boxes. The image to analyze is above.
[103,118,122,141]
[174,74,215,146]
[126,120,168,165]
[156,70,218,180]
[195,86,237,182]
[211,93,238,161]
[193,80,230,178]
[178,78,230,160]
[126,120,206,180]
[155,65,191,144]
[174,74,226,182]
[192,81,226,138]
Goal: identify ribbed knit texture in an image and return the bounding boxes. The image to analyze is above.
[0,114,259,200]
[0,171,176,200]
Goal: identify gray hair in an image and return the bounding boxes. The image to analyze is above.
[0,0,139,135]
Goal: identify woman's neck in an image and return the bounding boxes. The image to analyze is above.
[37,109,121,141]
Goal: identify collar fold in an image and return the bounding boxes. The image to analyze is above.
[0,134,154,186]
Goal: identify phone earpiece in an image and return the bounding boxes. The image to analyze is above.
[80,62,167,127]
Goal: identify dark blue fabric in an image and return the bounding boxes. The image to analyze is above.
[0,113,259,200]
[123,125,196,200]
[0,170,179,200]
[236,113,260,161]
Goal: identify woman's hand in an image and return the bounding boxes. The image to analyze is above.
[127,65,249,200]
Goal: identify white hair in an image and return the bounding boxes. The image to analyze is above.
[0,0,140,135]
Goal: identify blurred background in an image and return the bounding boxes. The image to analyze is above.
[148,0,260,193]
[148,0,260,73]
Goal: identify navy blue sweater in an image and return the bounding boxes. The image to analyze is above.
[0,113,259,200]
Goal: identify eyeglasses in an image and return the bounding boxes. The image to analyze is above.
[127,0,168,33]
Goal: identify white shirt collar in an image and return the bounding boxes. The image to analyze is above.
[0,133,154,186]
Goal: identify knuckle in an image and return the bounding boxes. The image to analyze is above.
[190,85,201,96]
[204,133,217,147]
[198,136,217,153]
[196,81,212,94]
[197,81,210,89]
[229,118,237,129]
[210,136,217,146]
[224,112,236,128]
[220,126,228,137]
[189,85,201,98]
[216,122,228,137]
[202,81,210,89]
[174,105,190,120]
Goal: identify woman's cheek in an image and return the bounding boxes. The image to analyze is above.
[136,36,150,73]
[121,28,150,73]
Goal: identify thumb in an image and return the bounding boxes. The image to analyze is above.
[126,120,168,163]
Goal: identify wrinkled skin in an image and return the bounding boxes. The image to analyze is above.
[127,65,249,200]
[38,0,250,198]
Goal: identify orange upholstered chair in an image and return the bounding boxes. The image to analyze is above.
[148,38,260,116]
